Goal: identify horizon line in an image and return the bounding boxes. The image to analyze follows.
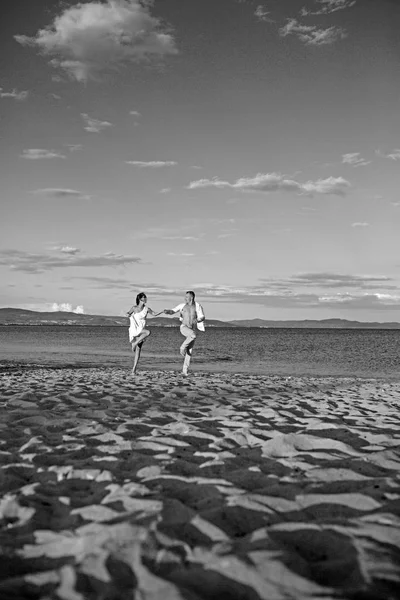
[1,307,400,325]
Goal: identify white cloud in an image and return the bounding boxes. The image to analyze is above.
[0,249,142,273]
[160,187,171,194]
[254,6,273,22]
[32,188,91,200]
[167,253,195,257]
[376,148,400,161]
[60,246,81,255]
[301,0,356,16]
[188,172,351,196]
[129,110,141,117]
[51,303,85,314]
[126,160,177,167]
[316,292,400,308]
[386,150,400,161]
[351,222,369,227]
[261,272,392,289]
[81,113,112,133]
[15,0,177,82]
[302,176,351,195]
[342,152,371,167]
[0,87,29,101]
[21,148,66,160]
[280,19,346,45]
[50,245,81,255]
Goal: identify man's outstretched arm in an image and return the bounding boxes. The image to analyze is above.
[164,303,184,316]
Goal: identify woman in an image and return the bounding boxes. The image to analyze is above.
[127,293,161,375]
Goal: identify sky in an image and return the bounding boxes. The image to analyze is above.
[1,0,400,322]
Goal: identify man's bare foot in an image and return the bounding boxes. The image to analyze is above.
[130,370,137,377]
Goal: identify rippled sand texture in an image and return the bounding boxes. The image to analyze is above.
[1,368,400,600]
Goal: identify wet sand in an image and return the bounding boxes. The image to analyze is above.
[0,367,400,599]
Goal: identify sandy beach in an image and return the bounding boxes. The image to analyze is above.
[1,367,400,600]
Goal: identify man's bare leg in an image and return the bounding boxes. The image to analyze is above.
[182,339,195,375]
[180,325,196,356]
[180,338,189,356]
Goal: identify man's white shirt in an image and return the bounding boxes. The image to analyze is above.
[173,302,205,332]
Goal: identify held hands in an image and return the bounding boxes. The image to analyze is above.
[164,309,174,315]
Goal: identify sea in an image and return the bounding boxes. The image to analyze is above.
[1,325,400,379]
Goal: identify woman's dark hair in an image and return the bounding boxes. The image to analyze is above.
[186,290,195,299]
[136,292,147,305]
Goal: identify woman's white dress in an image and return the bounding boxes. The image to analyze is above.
[129,306,148,342]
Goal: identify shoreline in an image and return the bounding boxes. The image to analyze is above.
[2,359,400,382]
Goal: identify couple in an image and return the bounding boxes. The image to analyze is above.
[127,291,205,376]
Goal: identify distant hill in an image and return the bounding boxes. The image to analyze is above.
[0,308,233,328]
[0,308,128,326]
[229,318,400,329]
[1,309,400,329]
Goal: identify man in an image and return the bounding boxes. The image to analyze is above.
[164,291,205,375]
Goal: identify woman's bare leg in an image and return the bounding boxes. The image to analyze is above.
[131,330,150,374]
[131,342,143,375]
[131,329,150,351]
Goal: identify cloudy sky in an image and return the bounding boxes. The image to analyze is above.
[1,0,400,321]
